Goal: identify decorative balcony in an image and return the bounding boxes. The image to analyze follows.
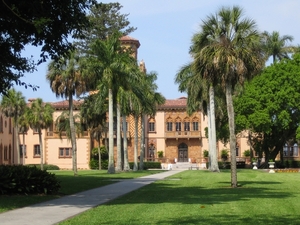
[164,131,201,139]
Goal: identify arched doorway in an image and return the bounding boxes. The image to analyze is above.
[178,143,188,162]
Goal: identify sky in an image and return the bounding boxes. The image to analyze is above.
[15,0,300,103]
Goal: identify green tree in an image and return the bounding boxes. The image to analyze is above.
[261,31,294,63]
[85,32,138,174]
[27,98,53,170]
[0,89,26,164]
[18,108,30,165]
[0,0,95,94]
[75,2,136,53]
[235,53,300,163]
[194,6,264,187]
[46,50,88,176]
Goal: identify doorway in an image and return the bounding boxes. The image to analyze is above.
[178,143,188,162]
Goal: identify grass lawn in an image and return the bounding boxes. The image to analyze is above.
[59,169,300,225]
[0,169,164,213]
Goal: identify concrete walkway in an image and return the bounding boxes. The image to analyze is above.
[0,170,183,225]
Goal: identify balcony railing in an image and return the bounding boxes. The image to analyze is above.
[164,131,201,138]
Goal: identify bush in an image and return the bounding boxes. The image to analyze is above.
[89,159,108,170]
[27,164,60,170]
[129,161,161,170]
[0,165,60,195]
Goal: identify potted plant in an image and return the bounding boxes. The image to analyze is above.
[157,151,164,158]
[268,159,275,173]
[243,150,251,164]
[203,150,209,163]
[221,149,229,161]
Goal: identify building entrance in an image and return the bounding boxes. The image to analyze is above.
[178,143,188,162]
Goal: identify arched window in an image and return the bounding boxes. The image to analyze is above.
[183,117,190,131]
[175,117,181,131]
[148,117,155,132]
[192,117,199,131]
[166,117,173,131]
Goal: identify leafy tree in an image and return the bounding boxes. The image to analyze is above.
[235,53,300,163]
[0,89,26,164]
[26,98,53,170]
[261,31,295,63]
[85,32,138,174]
[18,108,30,165]
[75,2,136,53]
[46,50,88,176]
[0,0,95,94]
[194,6,264,187]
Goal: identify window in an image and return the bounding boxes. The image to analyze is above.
[19,145,27,157]
[59,147,72,158]
[193,122,199,131]
[4,146,8,160]
[34,145,41,157]
[33,127,39,134]
[284,143,299,157]
[121,122,128,131]
[184,122,190,131]
[166,122,173,131]
[236,147,239,156]
[149,122,155,132]
[47,123,53,136]
[176,122,181,131]
[0,116,3,133]
[9,118,12,134]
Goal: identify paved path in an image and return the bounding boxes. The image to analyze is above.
[0,170,183,225]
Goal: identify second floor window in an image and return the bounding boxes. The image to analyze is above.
[19,145,27,157]
[176,122,181,131]
[166,122,172,131]
[184,122,190,131]
[149,122,155,132]
[193,122,199,131]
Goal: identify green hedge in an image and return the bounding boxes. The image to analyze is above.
[27,164,60,170]
[0,165,60,195]
[129,161,161,170]
[276,160,300,168]
[89,159,108,170]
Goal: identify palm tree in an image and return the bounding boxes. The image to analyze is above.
[26,98,53,170]
[261,31,294,63]
[18,108,30,165]
[194,6,264,187]
[175,63,220,172]
[0,89,26,164]
[86,32,139,174]
[47,50,88,176]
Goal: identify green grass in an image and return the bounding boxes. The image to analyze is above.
[59,170,300,225]
[0,169,164,213]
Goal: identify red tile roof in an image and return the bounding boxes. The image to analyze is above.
[120,35,140,48]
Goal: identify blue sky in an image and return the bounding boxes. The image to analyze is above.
[15,0,300,102]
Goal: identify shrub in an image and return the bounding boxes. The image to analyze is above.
[27,164,60,170]
[89,159,108,170]
[203,150,209,158]
[129,162,161,170]
[0,165,60,195]
[243,150,251,157]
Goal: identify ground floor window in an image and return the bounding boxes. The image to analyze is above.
[19,145,27,157]
[283,143,298,157]
[34,145,40,157]
[59,147,72,158]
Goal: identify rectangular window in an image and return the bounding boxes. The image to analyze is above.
[19,145,27,157]
[176,122,181,131]
[166,122,173,131]
[184,122,190,131]
[193,122,199,131]
[34,145,40,157]
[33,127,39,134]
[236,147,239,156]
[59,147,72,158]
[149,122,155,132]
[4,146,8,160]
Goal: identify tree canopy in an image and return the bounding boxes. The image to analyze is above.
[235,52,300,161]
[0,0,95,94]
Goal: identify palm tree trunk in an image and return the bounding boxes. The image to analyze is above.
[139,114,145,170]
[38,128,44,170]
[133,115,138,171]
[116,104,122,171]
[122,115,130,171]
[226,82,237,188]
[209,85,219,172]
[68,95,78,176]
[14,120,20,164]
[22,132,25,165]
[107,89,115,174]
[207,104,212,169]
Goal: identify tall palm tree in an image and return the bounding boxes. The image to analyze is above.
[0,89,26,164]
[194,6,264,187]
[261,31,294,63]
[86,32,139,174]
[26,98,53,170]
[47,50,87,176]
[175,63,219,172]
[18,108,30,165]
